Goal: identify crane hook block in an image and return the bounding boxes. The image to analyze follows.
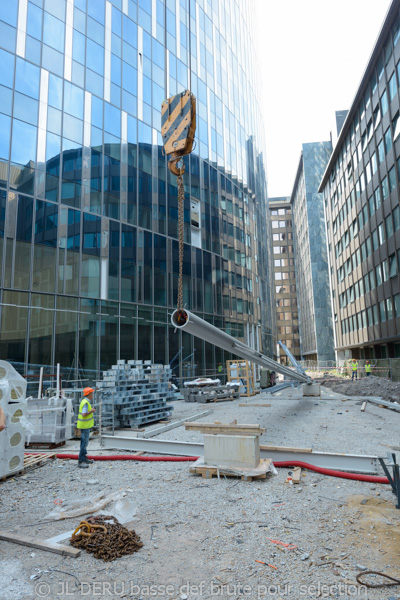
[161,90,196,174]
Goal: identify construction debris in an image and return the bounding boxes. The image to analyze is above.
[70,515,143,561]
[322,375,400,403]
[0,530,80,557]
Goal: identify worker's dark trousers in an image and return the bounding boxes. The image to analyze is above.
[352,371,357,380]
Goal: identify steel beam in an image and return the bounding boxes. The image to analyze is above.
[366,397,400,412]
[100,435,379,474]
[171,309,311,384]
[137,410,212,439]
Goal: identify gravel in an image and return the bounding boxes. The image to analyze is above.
[1,384,400,599]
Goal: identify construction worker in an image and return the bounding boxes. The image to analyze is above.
[0,406,5,432]
[365,361,372,376]
[77,387,96,468]
[351,358,358,381]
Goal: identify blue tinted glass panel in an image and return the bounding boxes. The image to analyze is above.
[35,200,58,247]
[86,69,103,97]
[16,196,34,241]
[46,132,60,162]
[11,119,37,165]
[0,85,13,116]
[87,39,104,75]
[91,95,103,128]
[25,36,41,65]
[122,15,137,47]
[111,54,121,85]
[0,114,11,159]
[74,7,86,33]
[138,121,151,143]
[43,12,65,52]
[27,3,42,40]
[15,58,40,99]
[122,62,137,94]
[48,74,63,109]
[1,0,18,26]
[13,93,38,126]
[63,114,83,144]
[104,103,121,136]
[72,30,85,64]
[64,82,84,119]
[88,0,105,24]
[112,6,122,36]
[0,21,16,53]
[0,49,14,88]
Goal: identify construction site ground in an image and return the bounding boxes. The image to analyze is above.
[1,379,400,600]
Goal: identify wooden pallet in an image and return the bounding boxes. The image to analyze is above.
[1,453,56,481]
[189,458,274,482]
[25,440,66,449]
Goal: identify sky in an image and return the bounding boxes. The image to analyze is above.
[254,0,393,199]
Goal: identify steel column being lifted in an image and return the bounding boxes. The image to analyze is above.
[171,309,311,384]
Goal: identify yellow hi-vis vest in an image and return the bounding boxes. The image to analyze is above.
[77,398,94,429]
[352,362,358,371]
[365,363,371,373]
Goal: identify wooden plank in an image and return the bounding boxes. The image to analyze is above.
[361,401,367,412]
[292,466,302,484]
[239,403,271,408]
[0,531,80,557]
[184,422,264,433]
[260,445,312,453]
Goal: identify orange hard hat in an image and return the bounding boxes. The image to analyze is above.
[83,387,94,396]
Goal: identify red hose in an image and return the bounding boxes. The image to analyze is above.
[25,453,390,483]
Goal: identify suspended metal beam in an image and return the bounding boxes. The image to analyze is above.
[100,434,379,474]
[278,340,306,376]
[367,397,400,412]
[171,309,311,384]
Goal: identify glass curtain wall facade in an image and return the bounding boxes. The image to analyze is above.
[291,142,335,364]
[0,0,271,387]
[269,197,300,365]
[320,0,400,361]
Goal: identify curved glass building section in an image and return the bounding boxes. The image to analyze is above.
[0,0,272,388]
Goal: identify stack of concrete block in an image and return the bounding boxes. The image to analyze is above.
[0,360,27,478]
[97,360,174,428]
[25,397,74,446]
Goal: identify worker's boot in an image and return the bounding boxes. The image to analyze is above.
[78,461,89,468]
[85,458,94,464]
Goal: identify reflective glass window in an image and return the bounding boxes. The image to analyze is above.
[88,0,105,24]
[15,58,40,99]
[0,113,11,159]
[0,49,14,89]
[11,119,37,165]
[48,73,63,109]
[13,92,38,126]
[381,90,388,115]
[43,12,65,52]
[87,39,104,75]
[1,0,18,26]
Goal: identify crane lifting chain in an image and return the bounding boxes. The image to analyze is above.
[161,90,196,311]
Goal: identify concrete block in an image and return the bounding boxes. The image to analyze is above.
[303,383,321,397]
[204,434,260,468]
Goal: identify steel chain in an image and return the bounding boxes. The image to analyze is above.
[70,515,143,561]
[177,172,185,310]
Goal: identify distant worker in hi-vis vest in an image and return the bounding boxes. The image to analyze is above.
[77,387,96,468]
[365,361,373,376]
[351,359,358,381]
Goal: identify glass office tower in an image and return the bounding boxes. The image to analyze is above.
[0,0,271,387]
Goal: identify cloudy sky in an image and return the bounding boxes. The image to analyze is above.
[254,0,393,198]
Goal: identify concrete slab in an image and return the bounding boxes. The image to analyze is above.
[203,434,260,468]
[302,382,321,396]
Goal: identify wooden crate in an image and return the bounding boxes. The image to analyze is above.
[226,360,256,397]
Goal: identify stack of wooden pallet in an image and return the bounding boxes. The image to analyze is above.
[97,360,175,428]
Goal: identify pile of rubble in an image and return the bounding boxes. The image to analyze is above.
[321,375,400,403]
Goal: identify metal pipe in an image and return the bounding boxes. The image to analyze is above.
[56,363,61,399]
[38,367,44,399]
[171,309,311,384]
